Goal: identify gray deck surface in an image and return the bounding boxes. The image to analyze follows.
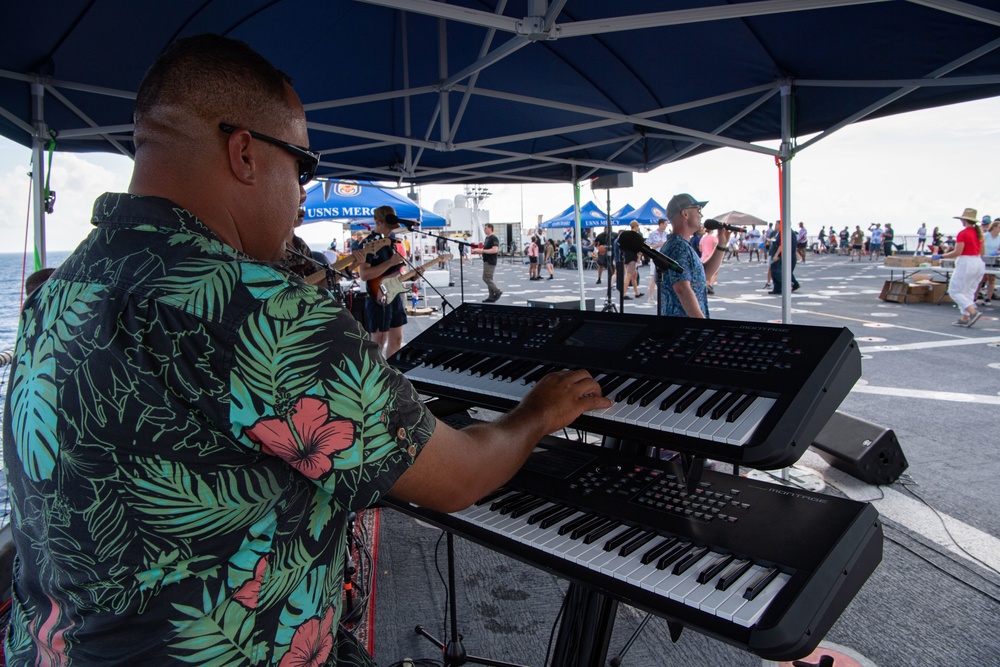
[370,252,1000,667]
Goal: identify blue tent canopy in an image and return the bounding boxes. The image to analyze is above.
[617,198,667,226]
[610,203,635,223]
[4,1,1000,292]
[538,201,609,229]
[3,2,998,186]
[302,181,445,228]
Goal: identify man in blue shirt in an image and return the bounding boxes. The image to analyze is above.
[659,194,730,318]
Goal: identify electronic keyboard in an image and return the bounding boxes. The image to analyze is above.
[390,303,860,469]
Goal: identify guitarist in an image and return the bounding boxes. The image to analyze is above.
[357,205,408,357]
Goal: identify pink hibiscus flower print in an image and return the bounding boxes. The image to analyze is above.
[246,397,355,479]
[233,556,268,610]
[278,606,335,667]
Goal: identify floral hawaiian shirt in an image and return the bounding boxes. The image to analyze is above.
[658,233,710,318]
[2,193,435,666]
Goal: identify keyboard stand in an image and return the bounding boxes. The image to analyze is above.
[415,531,527,667]
[551,583,618,667]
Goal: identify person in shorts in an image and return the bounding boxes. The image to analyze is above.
[358,205,408,357]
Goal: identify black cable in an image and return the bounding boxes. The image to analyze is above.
[542,584,570,667]
[345,513,376,630]
[812,473,1000,600]
[433,531,449,641]
[881,527,1000,604]
[895,478,1000,578]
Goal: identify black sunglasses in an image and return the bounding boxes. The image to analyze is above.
[219,123,319,185]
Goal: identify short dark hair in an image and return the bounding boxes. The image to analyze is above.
[484,223,494,231]
[134,34,292,140]
[25,268,55,297]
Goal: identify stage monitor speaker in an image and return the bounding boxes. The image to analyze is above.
[809,411,908,485]
[591,173,634,190]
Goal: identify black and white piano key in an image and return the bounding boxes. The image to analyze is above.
[405,361,778,447]
[450,496,791,629]
[729,571,791,627]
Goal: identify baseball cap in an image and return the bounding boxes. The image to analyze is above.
[666,193,708,218]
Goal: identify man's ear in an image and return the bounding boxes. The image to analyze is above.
[224,129,257,185]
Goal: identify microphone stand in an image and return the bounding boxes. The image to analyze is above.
[644,256,674,319]
[388,232,458,317]
[600,189,617,313]
[402,227,476,312]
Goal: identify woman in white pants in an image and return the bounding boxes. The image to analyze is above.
[942,207,985,327]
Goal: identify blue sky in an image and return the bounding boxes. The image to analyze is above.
[2,95,998,252]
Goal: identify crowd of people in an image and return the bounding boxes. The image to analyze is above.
[312,202,998,329]
[475,204,998,325]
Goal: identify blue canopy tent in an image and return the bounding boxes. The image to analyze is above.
[617,198,667,226]
[3,1,1000,321]
[538,201,609,229]
[610,203,635,224]
[302,180,445,229]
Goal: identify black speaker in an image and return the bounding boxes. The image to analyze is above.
[810,411,908,485]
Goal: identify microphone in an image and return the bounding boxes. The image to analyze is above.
[385,213,420,231]
[617,231,683,273]
[704,219,745,234]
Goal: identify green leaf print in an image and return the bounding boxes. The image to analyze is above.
[170,585,264,666]
[233,306,337,411]
[10,280,108,481]
[150,258,238,322]
[126,459,284,539]
[275,565,330,648]
[9,333,59,481]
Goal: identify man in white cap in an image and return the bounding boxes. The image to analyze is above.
[659,193,730,318]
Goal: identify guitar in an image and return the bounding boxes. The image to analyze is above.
[342,237,393,270]
[366,255,452,306]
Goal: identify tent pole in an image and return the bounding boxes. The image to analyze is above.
[779,81,793,323]
[437,18,451,153]
[573,173,585,308]
[31,81,48,271]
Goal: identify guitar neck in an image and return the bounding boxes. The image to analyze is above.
[400,255,451,281]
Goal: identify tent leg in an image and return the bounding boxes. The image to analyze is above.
[31,81,48,271]
[779,81,793,324]
[573,176,586,309]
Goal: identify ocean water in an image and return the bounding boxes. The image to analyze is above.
[0,251,71,354]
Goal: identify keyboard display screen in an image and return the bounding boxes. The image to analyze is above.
[563,322,644,350]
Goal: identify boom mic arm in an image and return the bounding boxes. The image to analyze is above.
[385,213,420,231]
[617,231,683,273]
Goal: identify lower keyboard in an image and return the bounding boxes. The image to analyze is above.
[384,433,882,661]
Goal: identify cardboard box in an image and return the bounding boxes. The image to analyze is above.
[879,280,929,304]
[879,280,908,302]
[906,284,932,303]
[926,282,954,304]
[884,256,924,268]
